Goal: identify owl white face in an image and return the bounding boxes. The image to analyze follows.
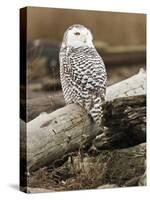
[63,24,94,48]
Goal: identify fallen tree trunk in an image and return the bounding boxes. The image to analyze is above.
[21,69,146,171]
[26,104,99,171]
[94,95,146,149]
[106,68,146,101]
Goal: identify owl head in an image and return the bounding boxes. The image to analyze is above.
[62,24,94,48]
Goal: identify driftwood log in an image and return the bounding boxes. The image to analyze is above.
[20,69,146,172]
[94,94,146,149]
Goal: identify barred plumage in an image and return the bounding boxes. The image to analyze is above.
[59,24,107,128]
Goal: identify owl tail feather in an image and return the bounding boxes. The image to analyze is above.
[89,97,104,130]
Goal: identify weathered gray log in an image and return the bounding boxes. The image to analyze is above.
[26,104,99,171]
[21,70,146,171]
[94,95,146,149]
[106,68,146,101]
[94,68,146,149]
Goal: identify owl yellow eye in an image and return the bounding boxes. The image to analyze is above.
[74,32,80,36]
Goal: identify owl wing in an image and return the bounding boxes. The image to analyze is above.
[67,47,107,127]
[68,47,107,99]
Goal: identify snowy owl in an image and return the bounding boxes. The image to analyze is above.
[59,24,107,128]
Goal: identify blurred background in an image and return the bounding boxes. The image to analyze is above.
[27,7,146,46]
[23,7,146,121]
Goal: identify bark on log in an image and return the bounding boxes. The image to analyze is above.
[94,95,146,149]
[106,68,146,101]
[21,70,146,171]
[26,104,99,171]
